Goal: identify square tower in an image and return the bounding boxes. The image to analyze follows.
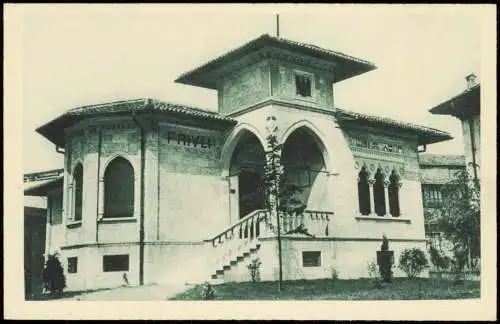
[175,34,376,117]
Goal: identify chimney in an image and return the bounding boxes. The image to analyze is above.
[465,73,478,89]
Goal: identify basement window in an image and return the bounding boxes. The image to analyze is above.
[67,257,78,274]
[302,251,321,267]
[103,254,129,272]
[295,72,312,98]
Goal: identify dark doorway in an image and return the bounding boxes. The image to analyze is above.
[238,170,265,218]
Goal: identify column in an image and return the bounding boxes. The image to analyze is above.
[97,178,104,220]
[368,178,376,216]
[84,127,100,242]
[383,179,391,216]
[143,120,159,242]
[397,181,403,215]
[67,184,74,222]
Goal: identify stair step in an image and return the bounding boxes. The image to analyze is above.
[211,274,218,279]
[216,269,224,275]
[230,260,237,265]
[223,265,231,270]
[242,252,250,257]
[236,256,244,261]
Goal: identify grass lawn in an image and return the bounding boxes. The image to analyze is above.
[170,278,480,300]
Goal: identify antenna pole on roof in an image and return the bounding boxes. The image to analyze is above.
[276,13,280,38]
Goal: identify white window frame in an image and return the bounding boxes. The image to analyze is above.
[294,70,315,101]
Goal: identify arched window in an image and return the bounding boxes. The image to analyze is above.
[389,170,400,217]
[73,163,83,222]
[104,157,135,218]
[374,168,386,216]
[358,166,371,215]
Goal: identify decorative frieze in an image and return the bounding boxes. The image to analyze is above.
[349,136,404,155]
[353,157,404,179]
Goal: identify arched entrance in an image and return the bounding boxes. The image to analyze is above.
[227,130,266,222]
[281,126,329,211]
[238,170,265,218]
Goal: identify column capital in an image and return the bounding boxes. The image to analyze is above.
[367,178,376,186]
[383,179,390,188]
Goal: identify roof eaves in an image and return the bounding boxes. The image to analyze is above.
[335,108,453,144]
[175,34,377,87]
[35,99,236,147]
[24,176,64,196]
[429,84,480,115]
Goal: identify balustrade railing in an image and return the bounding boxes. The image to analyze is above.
[206,208,333,277]
[280,210,334,237]
[206,209,272,273]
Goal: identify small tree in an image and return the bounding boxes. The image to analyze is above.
[262,116,284,290]
[437,167,480,270]
[262,116,310,290]
[399,248,428,279]
[42,253,66,297]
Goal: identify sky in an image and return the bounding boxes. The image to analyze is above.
[19,4,485,173]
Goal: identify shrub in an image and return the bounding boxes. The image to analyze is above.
[470,257,480,275]
[399,248,428,279]
[331,267,339,282]
[42,253,66,296]
[429,245,451,271]
[367,259,382,289]
[193,282,216,300]
[247,258,262,283]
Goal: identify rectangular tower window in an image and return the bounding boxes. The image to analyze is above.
[295,73,312,97]
[103,254,129,272]
[302,251,321,267]
[67,257,78,274]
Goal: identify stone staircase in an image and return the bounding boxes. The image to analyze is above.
[210,242,262,282]
[204,209,333,284]
[205,209,272,283]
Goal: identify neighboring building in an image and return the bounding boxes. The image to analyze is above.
[418,154,466,254]
[24,34,453,291]
[429,74,480,181]
[23,169,64,298]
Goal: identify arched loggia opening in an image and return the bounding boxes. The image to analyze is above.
[358,166,371,216]
[388,170,401,217]
[228,130,266,220]
[280,126,328,212]
[373,168,386,216]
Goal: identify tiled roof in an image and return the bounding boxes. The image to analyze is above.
[334,108,453,145]
[24,176,64,196]
[36,99,237,146]
[418,154,466,167]
[67,99,234,122]
[429,84,480,117]
[175,34,377,89]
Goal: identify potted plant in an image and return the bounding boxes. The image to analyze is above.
[376,235,394,282]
